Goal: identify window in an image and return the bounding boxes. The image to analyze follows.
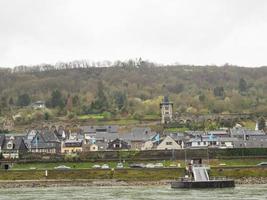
[166,142,172,145]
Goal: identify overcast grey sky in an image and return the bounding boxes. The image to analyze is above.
[1,0,267,67]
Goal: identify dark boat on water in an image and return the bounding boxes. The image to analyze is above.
[171,159,235,189]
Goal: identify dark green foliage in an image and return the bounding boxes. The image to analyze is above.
[72,95,80,107]
[44,112,49,120]
[239,78,248,94]
[258,117,266,131]
[114,91,127,111]
[219,119,235,128]
[199,93,205,102]
[167,83,184,94]
[49,90,65,108]
[0,129,9,134]
[8,97,14,106]
[0,96,7,108]
[213,86,225,97]
[90,81,109,113]
[17,93,31,107]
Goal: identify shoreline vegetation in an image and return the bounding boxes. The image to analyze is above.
[0,178,266,188]
[0,166,267,188]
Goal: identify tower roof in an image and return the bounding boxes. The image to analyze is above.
[160,96,173,107]
[163,96,169,103]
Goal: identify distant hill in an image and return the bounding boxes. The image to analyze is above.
[0,60,267,122]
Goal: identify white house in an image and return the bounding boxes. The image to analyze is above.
[186,136,237,149]
[156,136,182,150]
[32,101,46,109]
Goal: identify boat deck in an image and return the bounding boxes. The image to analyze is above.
[171,179,235,189]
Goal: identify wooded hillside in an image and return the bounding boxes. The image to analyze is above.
[0,60,267,123]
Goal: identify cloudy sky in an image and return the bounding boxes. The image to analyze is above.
[1,0,267,67]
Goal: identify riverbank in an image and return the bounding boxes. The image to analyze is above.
[0,167,266,188]
[0,177,267,188]
[0,179,170,188]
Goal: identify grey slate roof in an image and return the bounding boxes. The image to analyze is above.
[80,125,118,134]
[30,132,59,149]
[185,131,206,137]
[230,128,265,136]
[42,130,59,142]
[94,132,119,141]
[165,132,187,141]
[233,136,267,148]
[131,127,151,135]
[208,130,229,136]
[120,131,156,142]
[2,136,28,151]
[64,139,83,147]
[188,135,238,143]
[80,126,95,133]
[0,135,5,148]
[248,135,267,141]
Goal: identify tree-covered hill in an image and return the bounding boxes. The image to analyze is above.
[0,60,267,123]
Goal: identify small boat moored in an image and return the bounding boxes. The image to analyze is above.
[171,158,235,189]
[171,177,235,189]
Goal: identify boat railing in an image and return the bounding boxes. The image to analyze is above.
[175,177,194,182]
[209,176,231,181]
[175,176,232,182]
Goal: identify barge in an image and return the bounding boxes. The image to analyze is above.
[171,159,235,189]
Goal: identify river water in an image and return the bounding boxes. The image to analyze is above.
[0,184,266,200]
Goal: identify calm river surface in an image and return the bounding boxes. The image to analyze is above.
[0,184,266,200]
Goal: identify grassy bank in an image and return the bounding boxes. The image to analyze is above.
[210,167,267,178]
[0,168,184,181]
[1,167,267,181]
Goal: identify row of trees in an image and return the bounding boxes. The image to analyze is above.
[11,59,156,73]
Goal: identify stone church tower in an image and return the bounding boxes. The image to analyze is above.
[160,96,173,124]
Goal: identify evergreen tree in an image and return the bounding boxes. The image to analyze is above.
[8,97,14,106]
[44,112,49,120]
[17,94,31,107]
[0,96,7,108]
[213,86,224,97]
[50,90,65,108]
[90,81,109,113]
[258,117,266,131]
[239,78,248,93]
[114,91,127,111]
[199,93,205,102]
[72,95,80,107]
